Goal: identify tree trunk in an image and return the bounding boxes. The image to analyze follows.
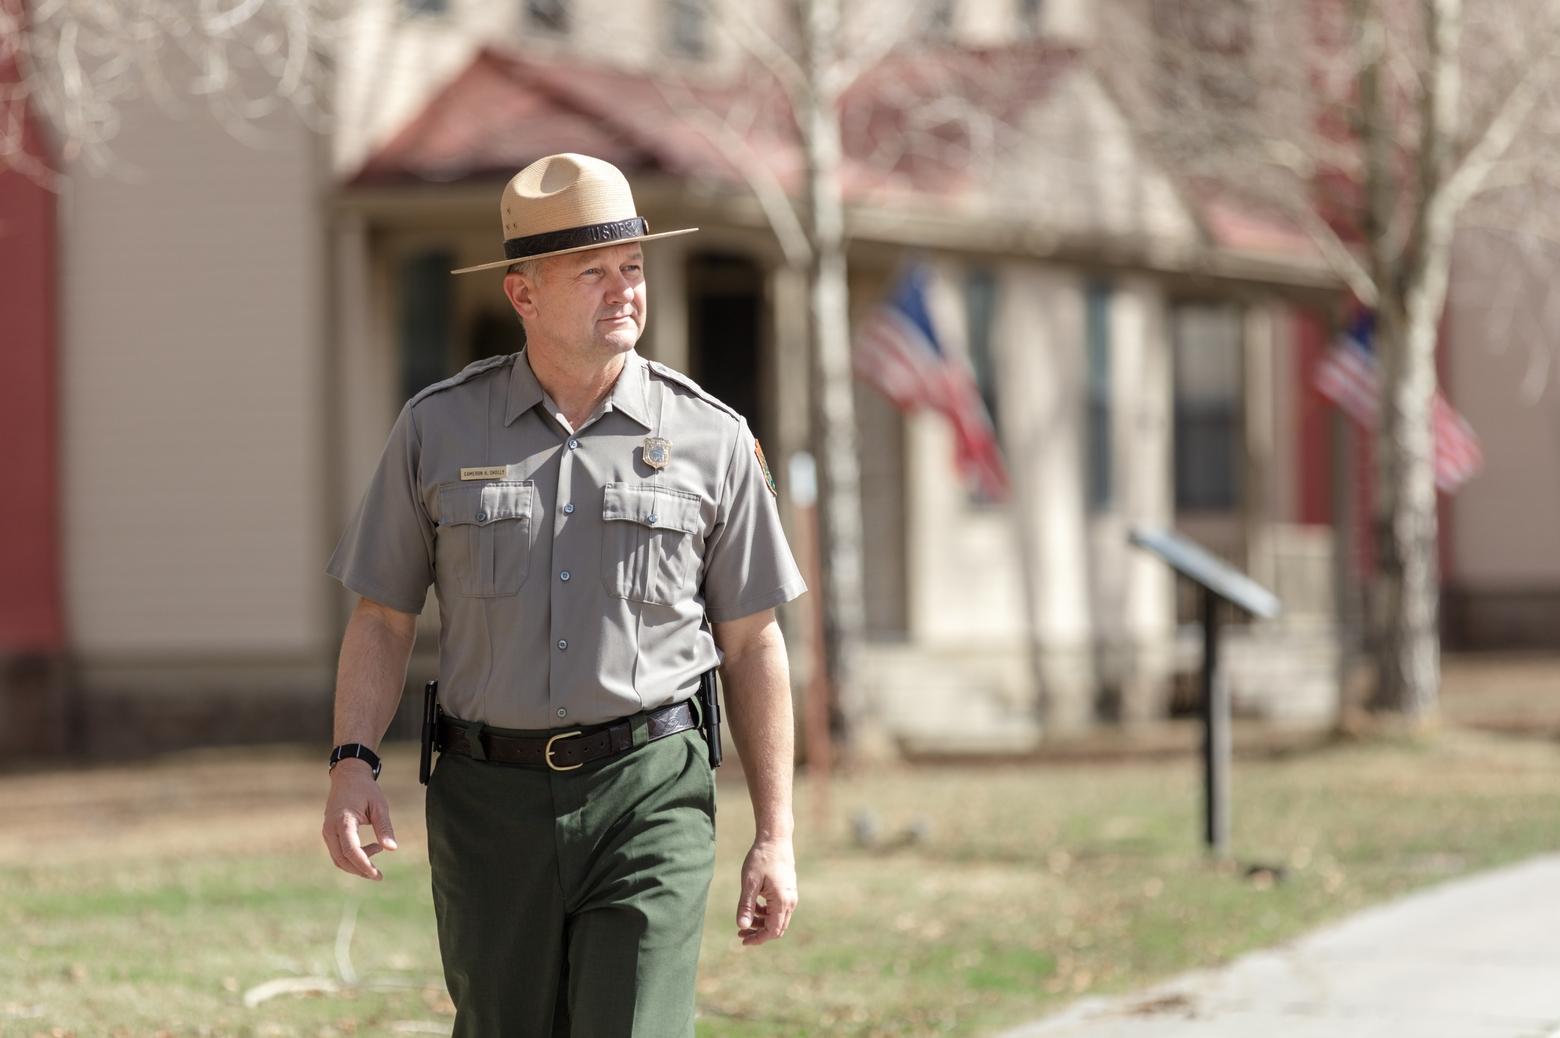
[1366,300,1441,720]
[1363,0,1461,721]
[800,0,870,755]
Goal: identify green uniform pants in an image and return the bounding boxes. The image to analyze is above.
[426,715,717,1037]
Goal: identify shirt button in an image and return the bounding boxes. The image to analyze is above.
[560,570,571,582]
[557,707,568,719]
[557,639,569,650]
[568,438,580,450]
[645,513,658,524]
[563,502,575,514]
[475,511,487,522]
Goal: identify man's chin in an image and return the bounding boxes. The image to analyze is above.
[597,328,642,353]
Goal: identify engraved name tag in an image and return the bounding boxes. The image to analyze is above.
[460,466,509,480]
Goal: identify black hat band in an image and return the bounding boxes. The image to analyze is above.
[503,217,650,260]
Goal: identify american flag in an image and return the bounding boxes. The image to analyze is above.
[853,264,1010,500]
[1315,311,1483,492]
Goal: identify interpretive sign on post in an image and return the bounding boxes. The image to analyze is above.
[1129,527,1281,858]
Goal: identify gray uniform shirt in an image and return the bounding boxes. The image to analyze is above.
[326,349,807,729]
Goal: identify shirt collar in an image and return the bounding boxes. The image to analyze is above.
[605,350,653,429]
[504,348,653,430]
[504,350,544,426]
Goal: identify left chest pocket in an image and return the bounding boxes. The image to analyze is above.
[602,482,704,605]
[435,480,535,597]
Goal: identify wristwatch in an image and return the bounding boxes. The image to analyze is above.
[328,743,382,780]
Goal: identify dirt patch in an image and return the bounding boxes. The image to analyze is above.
[0,744,431,866]
[1125,993,1198,1017]
[1440,653,1560,735]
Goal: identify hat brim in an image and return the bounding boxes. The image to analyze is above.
[449,227,700,275]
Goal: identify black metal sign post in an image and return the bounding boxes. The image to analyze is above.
[1201,588,1230,855]
[1130,527,1280,859]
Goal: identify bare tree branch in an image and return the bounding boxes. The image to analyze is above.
[1298,202,1381,304]
[700,0,809,113]
[2,0,347,182]
[1439,35,1560,217]
[829,0,941,94]
[646,73,814,266]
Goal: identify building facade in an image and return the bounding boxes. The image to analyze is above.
[2,0,1444,761]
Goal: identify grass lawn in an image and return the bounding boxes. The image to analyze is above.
[3,721,1560,1037]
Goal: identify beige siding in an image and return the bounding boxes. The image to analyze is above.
[61,99,330,657]
[1110,277,1175,641]
[992,72,1202,249]
[1447,229,1560,587]
[335,1,483,175]
[993,263,1091,646]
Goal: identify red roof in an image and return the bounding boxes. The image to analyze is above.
[353,42,1078,203]
[356,48,784,185]
[1190,184,1319,258]
[353,43,1323,267]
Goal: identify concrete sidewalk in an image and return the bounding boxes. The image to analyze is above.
[998,855,1560,1038]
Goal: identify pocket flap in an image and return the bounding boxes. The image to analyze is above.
[602,482,702,534]
[438,481,533,526]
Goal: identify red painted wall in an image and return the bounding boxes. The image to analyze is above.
[1296,308,1333,526]
[0,60,64,652]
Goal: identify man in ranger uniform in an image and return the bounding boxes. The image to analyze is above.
[320,152,807,1036]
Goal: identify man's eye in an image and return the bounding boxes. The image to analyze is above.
[582,268,602,276]
[624,265,642,274]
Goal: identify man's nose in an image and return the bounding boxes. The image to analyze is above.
[604,268,635,304]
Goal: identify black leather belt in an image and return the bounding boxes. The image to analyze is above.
[436,700,698,772]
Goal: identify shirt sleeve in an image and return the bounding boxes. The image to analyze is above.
[700,419,808,623]
[324,400,435,615]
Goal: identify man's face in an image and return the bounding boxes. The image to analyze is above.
[506,242,648,360]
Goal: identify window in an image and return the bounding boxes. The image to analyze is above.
[925,0,955,38]
[1017,0,1043,34]
[965,266,1000,432]
[525,0,569,34]
[1171,301,1243,512]
[1085,282,1113,512]
[963,266,1003,505]
[667,0,706,58]
[399,249,454,403]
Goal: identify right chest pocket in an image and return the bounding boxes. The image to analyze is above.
[601,482,704,605]
[435,481,535,597]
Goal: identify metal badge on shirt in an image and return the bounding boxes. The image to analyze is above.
[642,436,672,470]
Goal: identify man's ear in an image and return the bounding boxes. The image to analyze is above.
[504,271,539,320]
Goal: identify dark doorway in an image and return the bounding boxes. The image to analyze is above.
[467,308,522,368]
[397,249,455,400]
[686,252,766,439]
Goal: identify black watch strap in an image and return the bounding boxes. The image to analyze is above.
[329,743,382,780]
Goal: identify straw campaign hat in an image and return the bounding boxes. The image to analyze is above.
[450,153,698,275]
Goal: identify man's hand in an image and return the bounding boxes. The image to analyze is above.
[735,836,798,945]
[322,760,399,881]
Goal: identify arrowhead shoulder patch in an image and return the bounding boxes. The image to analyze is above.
[754,439,777,497]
